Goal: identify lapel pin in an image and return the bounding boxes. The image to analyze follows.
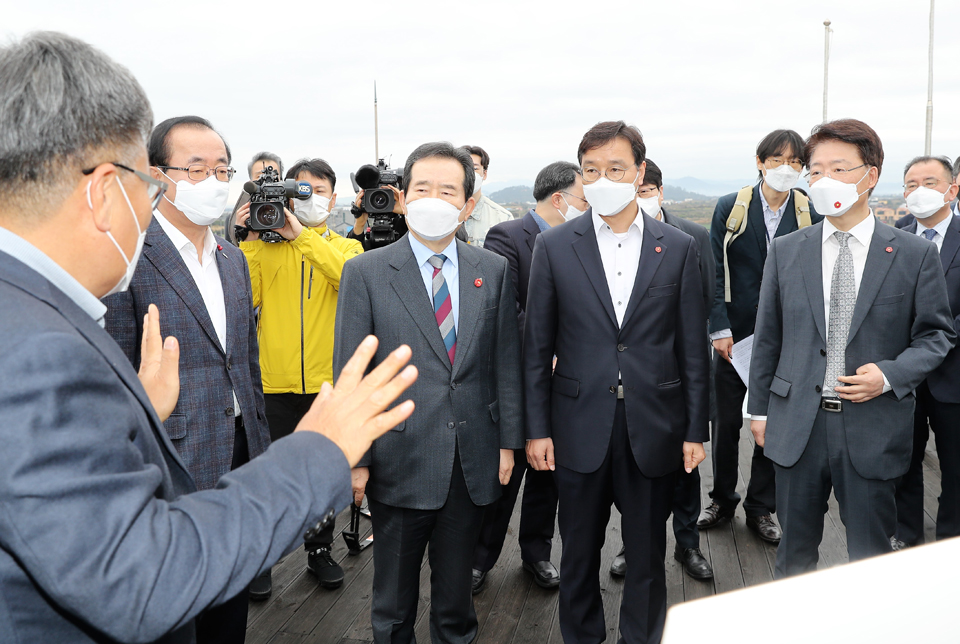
[885,246,893,253]
[655,246,662,253]
[475,278,483,288]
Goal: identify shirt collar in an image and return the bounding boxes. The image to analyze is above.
[758,183,789,219]
[0,225,108,325]
[822,211,876,248]
[528,209,550,232]
[592,209,644,236]
[153,210,217,261]
[408,231,459,270]
[916,213,952,239]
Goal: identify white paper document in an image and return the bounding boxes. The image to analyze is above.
[730,334,753,388]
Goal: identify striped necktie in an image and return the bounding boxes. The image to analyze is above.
[427,254,456,364]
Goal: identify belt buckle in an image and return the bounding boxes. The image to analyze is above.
[821,398,842,413]
[617,384,624,400]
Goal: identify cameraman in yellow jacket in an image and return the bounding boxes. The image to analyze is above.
[237,158,362,597]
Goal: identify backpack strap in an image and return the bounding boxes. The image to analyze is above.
[793,190,812,228]
[722,186,755,303]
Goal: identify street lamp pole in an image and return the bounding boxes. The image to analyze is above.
[925,0,935,155]
[823,20,832,123]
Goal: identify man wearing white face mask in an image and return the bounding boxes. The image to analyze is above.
[893,156,960,551]
[237,157,363,595]
[460,144,513,247]
[103,115,270,643]
[749,119,956,577]
[334,142,523,644]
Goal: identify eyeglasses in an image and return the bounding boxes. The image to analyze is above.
[637,186,660,198]
[561,191,588,205]
[764,157,804,171]
[904,178,950,193]
[157,164,236,183]
[81,162,168,209]
[580,165,637,184]
[806,164,866,181]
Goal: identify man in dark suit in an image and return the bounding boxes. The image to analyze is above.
[703,129,823,544]
[0,31,417,644]
[334,142,523,644]
[608,158,715,581]
[749,120,956,578]
[893,156,960,549]
[472,161,586,593]
[525,121,709,644]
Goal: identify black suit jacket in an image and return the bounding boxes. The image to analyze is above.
[709,186,823,341]
[660,208,714,321]
[905,215,960,403]
[482,209,542,335]
[524,212,710,477]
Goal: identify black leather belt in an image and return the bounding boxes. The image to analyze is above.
[820,397,842,413]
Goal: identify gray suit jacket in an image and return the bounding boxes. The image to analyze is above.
[334,234,523,510]
[748,220,956,480]
[0,251,350,644]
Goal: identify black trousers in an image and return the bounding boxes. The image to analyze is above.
[264,392,333,549]
[196,417,251,644]
[369,452,485,644]
[895,381,960,545]
[774,407,897,579]
[711,356,776,517]
[473,449,558,572]
[672,466,701,550]
[554,400,676,644]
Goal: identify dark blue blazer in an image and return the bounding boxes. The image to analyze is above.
[523,212,710,477]
[0,251,350,643]
[709,185,822,341]
[895,213,915,229]
[483,209,542,336]
[661,207,714,321]
[104,218,269,492]
[905,215,960,403]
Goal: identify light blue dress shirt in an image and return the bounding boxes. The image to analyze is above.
[0,226,107,326]
[408,233,460,332]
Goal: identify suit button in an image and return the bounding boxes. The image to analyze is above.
[820,349,826,356]
[447,421,456,429]
[609,386,617,394]
[226,355,233,370]
[450,383,457,390]
[815,385,821,393]
[617,344,626,352]
[225,407,234,417]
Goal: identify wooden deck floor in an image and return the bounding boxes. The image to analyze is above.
[246,425,942,644]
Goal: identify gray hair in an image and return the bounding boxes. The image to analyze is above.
[402,142,474,198]
[903,155,955,181]
[248,151,283,178]
[533,161,580,202]
[0,32,153,219]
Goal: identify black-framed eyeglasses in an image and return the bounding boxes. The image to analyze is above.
[580,165,638,184]
[157,164,236,182]
[81,162,168,209]
[561,191,589,206]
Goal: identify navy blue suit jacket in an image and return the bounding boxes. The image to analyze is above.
[709,186,822,341]
[0,251,350,643]
[483,209,542,336]
[661,207,714,321]
[523,213,710,477]
[905,215,960,403]
[104,218,269,491]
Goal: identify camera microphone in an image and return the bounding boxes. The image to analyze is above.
[243,181,260,195]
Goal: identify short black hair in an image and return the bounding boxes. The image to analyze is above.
[461,145,489,171]
[148,115,231,168]
[954,155,960,178]
[755,129,805,180]
[403,142,474,198]
[578,121,646,167]
[286,157,336,191]
[248,151,283,178]
[533,161,580,202]
[641,158,663,189]
[806,119,884,192]
[903,155,954,181]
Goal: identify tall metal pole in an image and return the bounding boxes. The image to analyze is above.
[823,20,832,123]
[374,81,380,162]
[925,0,935,155]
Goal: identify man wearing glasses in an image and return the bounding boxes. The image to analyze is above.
[103,116,269,644]
[524,121,709,643]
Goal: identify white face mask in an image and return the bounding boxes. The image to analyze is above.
[559,195,586,221]
[405,197,465,241]
[294,193,331,227]
[905,186,949,219]
[808,169,871,218]
[161,172,230,226]
[763,164,801,193]
[91,179,146,296]
[582,175,639,217]
[473,172,484,195]
[637,195,661,218]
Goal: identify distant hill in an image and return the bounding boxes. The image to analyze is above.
[663,184,711,201]
[489,185,533,204]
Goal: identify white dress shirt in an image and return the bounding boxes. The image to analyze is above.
[593,210,643,327]
[408,233,460,332]
[154,211,240,416]
[914,213,952,251]
[758,183,789,248]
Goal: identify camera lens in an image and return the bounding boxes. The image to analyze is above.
[257,204,281,227]
[370,190,389,211]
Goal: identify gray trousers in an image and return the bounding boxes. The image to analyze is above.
[774,407,897,579]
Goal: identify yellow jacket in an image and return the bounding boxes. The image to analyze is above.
[241,226,363,394]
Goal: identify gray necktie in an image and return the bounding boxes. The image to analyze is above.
[824,231,855,396]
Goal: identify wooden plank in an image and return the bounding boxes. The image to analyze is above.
[302,549,377,644]
[731,429,776,587]
[511,521,561,644]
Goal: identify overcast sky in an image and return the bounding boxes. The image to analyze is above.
[5,0,959,196]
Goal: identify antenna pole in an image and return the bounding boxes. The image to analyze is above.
[924,0,935,155]
[374,81,380,162]
[822,20,832,123]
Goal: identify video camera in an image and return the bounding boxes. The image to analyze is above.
[350,159,406,249]
[239,166,311,242]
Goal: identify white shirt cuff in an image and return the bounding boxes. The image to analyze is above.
[750,415,767,422]
[709,329,733,342]
[881,371,892,394]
